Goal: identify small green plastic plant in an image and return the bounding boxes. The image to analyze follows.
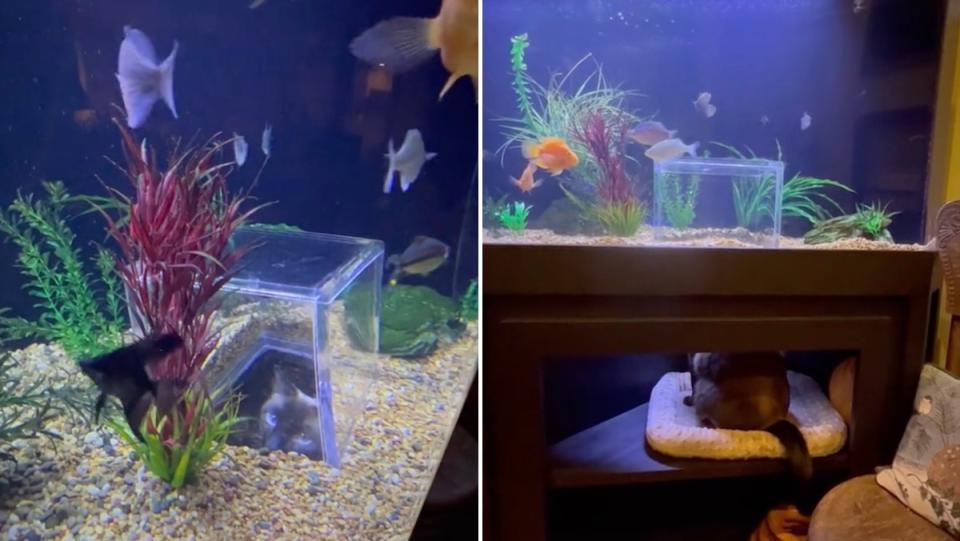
[0,346,94,448]
[497,201,532,231]
[711,141,852,230]
[107,385,244,489]
[804,202,898,245]
[0,352,57,444]
[483,194,509,231]
[0,181,124,360]
[460,279,477,322]
[498,35,640,189]
[855,202,898,240]
[510,33,535,128]
[661,173,699,230]
[595,200,645,237]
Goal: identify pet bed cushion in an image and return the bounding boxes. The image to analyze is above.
[645,371,847,460]
[875,364,960,538]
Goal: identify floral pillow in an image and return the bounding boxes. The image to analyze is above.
[876,363,960,537]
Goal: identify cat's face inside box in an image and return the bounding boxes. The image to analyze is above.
[226,349,328,461]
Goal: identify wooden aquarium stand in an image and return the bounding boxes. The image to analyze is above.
[483,243,936,541]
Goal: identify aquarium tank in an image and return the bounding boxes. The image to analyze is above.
[0,0,477,539]
[483,0,945,250]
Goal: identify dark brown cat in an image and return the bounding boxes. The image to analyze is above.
[684,351,813,480]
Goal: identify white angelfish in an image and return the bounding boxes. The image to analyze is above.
[383,129,437,194]
[693,92,716,118]
[233,133,249,167]
[645,138,699,162]
[116,25,178,129]
[261,123,273,157]
[800,112,812,131]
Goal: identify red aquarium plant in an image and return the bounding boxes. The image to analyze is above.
[571,110,645,236]
[95,119,265,487]
[101,119,266,385]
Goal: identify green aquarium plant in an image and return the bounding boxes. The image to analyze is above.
[107,385,243,489]
[661,173,700,230]
[460,279,477,322]
[498,36,639,188]
[0,181,125,360]
[498,201,532,231]
[0,344,94,447]
[711,141,852,230]
[483,194,510,231]
[510,33,535,128]
[0,352,57,444]
[91,120,265,487]
[571,110,646,236]
[804,202,898,245]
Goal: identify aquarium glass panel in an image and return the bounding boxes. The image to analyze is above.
[0,1,477,537]
[483,0,946,250]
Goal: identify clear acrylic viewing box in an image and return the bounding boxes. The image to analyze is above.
[653,157,785,248]
[201,227,384,467]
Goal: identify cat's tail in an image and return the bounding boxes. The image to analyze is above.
[766,419,813,481]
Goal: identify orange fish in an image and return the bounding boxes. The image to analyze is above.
[522,137,579,176]
[349,0,478,102]
[511,162,543,193]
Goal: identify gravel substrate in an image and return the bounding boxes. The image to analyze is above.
[0,315,477,540]
[484,227,931,251]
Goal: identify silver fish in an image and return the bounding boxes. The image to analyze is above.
[645,138,699,162]
[261,123,272,157]
[693,92,716,118]
[388,235,449,283]
[801,112,812,131]
[628,121,676,146]
[233,133,248,167]
[116,26,178,129]
[383,129,437,194]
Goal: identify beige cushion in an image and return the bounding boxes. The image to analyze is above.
[809,475,954,541]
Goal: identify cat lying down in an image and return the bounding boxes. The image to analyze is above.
[684,351,813,480]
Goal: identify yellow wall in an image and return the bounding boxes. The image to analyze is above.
[929,0,960,370]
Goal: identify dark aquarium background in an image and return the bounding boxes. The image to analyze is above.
[483,0,945,243]
[0,0,477,321]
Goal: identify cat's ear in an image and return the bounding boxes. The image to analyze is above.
[272,368,298,397]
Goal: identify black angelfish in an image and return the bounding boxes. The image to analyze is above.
[78,333,183,439]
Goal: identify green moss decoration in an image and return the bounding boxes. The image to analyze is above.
[345,284,461,358]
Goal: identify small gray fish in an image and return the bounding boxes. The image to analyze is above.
[116,26,178,129]
[233,133,249,167]
[645,138,699,162]
[627,121,676,146]
[383,129,437,194]
[388,235,450,284]
[693,92,716,118]
[262,123,272,157]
